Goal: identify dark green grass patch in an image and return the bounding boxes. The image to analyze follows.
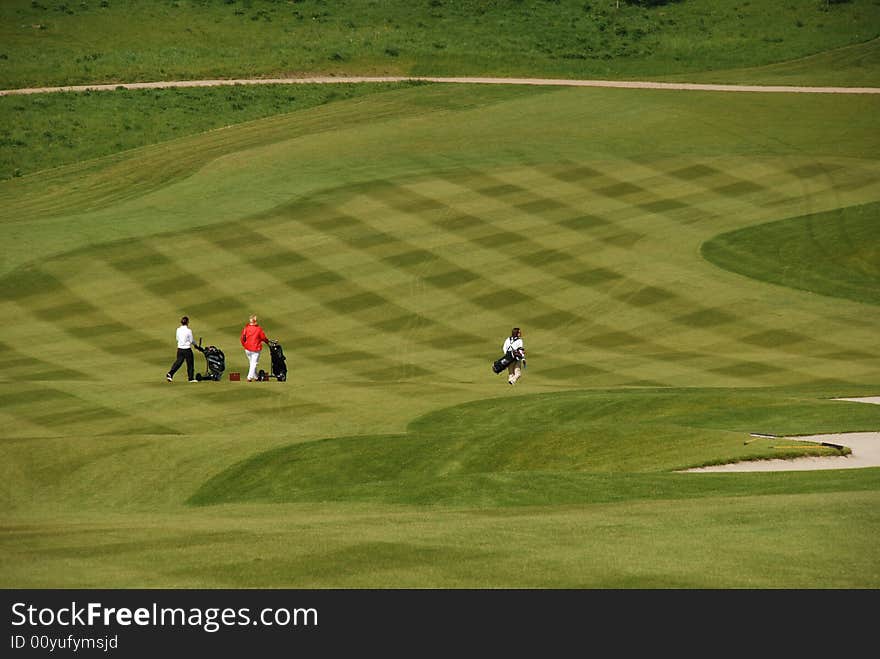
[702,202,880,306]
[190,461,880,509]
[189,388,880,506]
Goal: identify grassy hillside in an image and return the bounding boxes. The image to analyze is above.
[0,81,411,180]
[1,5,879,589]
[1,0,878,88]
[3,1,878,182]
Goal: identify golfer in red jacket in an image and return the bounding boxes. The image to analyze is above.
[240,314,269,382]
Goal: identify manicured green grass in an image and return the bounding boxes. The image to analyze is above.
[2,491,879,588]
[1,80,879,587]
[3,83,879,274]
[1,6,879,589]
[188,387,880,506]
[703,201,880,306]
[1,0,878,88]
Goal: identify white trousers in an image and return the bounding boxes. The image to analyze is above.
[508,360,522,384]
[245,349,261,380]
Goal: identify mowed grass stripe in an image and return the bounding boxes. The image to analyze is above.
[523,161,711,226]
[0,256,801,388]
[227,191,579,345]
[204,220,472,352]
[343,171,783,381]
[6,181,759,382]
[0,340,88,382]
[354,180,625,332]
[276,177,660,372]
[0,384,178,437]
[195,211,478,376]
[404,169,755,333]
[5,266,169,364]
[2,151,875,389]
[359,178,624,290]
[434,166,701,266]
[499,160,875,337]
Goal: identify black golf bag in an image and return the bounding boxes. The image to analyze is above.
[194,338,225,381]
[257,339,287,382]
[492,350,517,374]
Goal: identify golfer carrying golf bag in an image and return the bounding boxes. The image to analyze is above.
[499,327,526,385]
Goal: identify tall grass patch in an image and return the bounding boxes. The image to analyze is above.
[0,82,409,180]
[1,0,878,88]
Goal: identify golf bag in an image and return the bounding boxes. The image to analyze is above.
[492,349,518,374]
[257,339,287,382]
[194,338,225,381]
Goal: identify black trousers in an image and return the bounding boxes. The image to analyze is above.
[168,348,194,380]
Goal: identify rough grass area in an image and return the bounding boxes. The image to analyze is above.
[1,0,878,88]
[0,81,411,180]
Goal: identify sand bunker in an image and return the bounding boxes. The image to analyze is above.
[683,398,880,472]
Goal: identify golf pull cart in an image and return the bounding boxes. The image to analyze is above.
[194,338,225,381]
[257,339,287,382]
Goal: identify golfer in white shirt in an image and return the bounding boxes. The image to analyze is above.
[502,327,525,385]
[166,316,197,382]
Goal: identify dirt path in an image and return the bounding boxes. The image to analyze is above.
[2,76,880,96]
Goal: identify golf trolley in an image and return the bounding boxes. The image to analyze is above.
[257,339,287,382]
[194,338,225,381]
